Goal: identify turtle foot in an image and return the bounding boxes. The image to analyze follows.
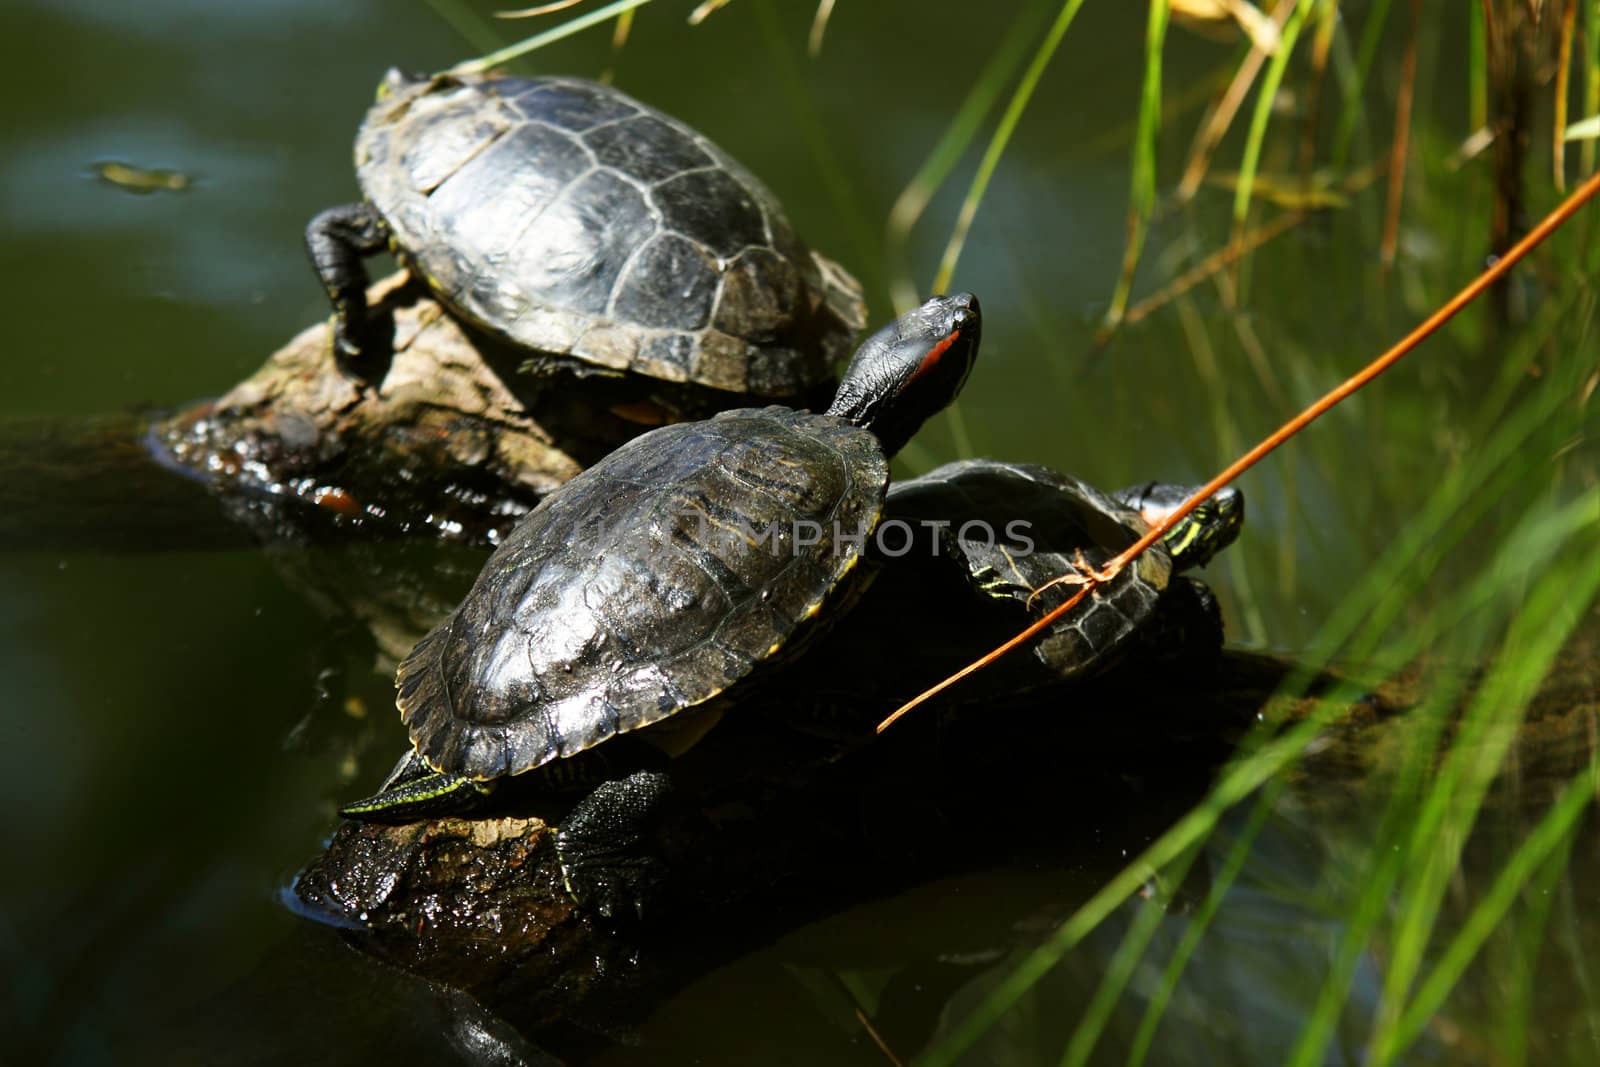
[555,769,674,921]
[1138,576,1225,669]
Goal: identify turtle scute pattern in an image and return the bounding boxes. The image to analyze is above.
[357,75,849,396]
[398,407,887,782]
[886,459,1172,680]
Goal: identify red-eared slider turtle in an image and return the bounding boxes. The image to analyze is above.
[884,460,1243,680]
[306,70,865,407]
[341,294,980,918]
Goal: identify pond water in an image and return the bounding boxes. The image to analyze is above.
[4,2,1597,1064]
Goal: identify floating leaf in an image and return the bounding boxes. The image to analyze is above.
[89,160,192,194]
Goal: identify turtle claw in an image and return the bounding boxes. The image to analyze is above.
[330,318,363,359]
[554,770,674,921]
[327,308,397,382]
[557,845,668,922]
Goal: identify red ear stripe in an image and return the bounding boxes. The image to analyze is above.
[901,330,960,391]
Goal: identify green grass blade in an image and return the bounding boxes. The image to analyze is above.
[453,0,655,73]
[886,0,1058,311]
[1059,838,1208,1067]
[1102,0,1169,329]
[1332,0,1393,167]
[922,0,1088,459]
[751,0,879,294]
[915,713,1342,1067]
[1388,759,1599,1059]
[1497,806,1581,1067]
[930,0,1090,297]
[1469,0,1487,133]
[1233,0,1313,227]
[1285,500,1595,1067]
[421,0,509,55]
[1366,495,1600,1064]
[1122,787,1281,1067]
[1586,0,1600,172]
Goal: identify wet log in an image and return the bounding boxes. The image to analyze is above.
[151,274,637,547]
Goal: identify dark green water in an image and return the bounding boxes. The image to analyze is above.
[4,2,1597,1064]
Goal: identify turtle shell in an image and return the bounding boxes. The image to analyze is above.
[355,72,864,397]
[398,406,886,781]
[885,459,1174,679]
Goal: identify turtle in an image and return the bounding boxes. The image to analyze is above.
[882,460,1243,683]
[305,69,865,411]
[340,294,981,918]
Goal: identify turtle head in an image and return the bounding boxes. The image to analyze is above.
[826,293,981,458]
[1116,482,1244,571]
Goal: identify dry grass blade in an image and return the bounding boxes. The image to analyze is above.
[1470,0,1488,132]
[1207,169,1349,208]
[1554,0,1578,190]
[854,1006,906,1067]
[1176,0,1299,203]
[454,0,654,73]
[1446,125,1496,169]
[1172,0,1280,51]
[1298,0,1338,175]
[1102,1,1172,330]
[611,6,634,52]
[1568,115,1600,140]
[808,0,836,57]
[1118,161,1381,337]
[495,0,584,19]
[1115,210,1304,333]
[1222,0,1282,51]
[1380,0,1422,269]
[688,0,733,26]
[1584,0,1599,173]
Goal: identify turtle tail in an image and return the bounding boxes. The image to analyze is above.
[339,766,493,823]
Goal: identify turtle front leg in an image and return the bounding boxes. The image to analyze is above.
[1137,576,1225,669]
[305,202,390,365]
[556,769,675,921]
[338,748,494,822]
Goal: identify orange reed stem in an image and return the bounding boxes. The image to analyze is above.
[877,168,1600,734]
